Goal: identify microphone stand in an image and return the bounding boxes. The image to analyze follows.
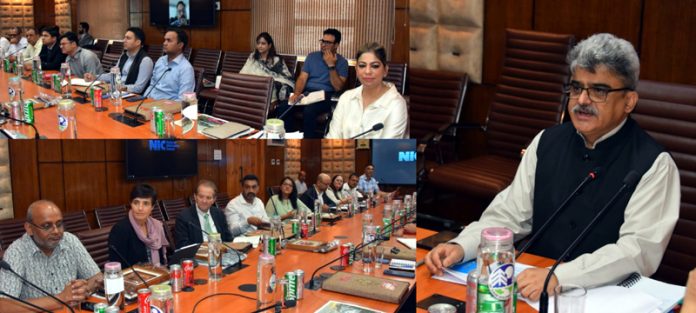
[108,244,151,288]
[1,109,41,139]
[538,171,640,313]
[110,68,171,127]
[185,220,248,274]
[0,260,75,313]
[350,123,384,139]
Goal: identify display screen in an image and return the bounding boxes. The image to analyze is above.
[125,140,198,180]
[150,0,217,27]
[371,139,417,185]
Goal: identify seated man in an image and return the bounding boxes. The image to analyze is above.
[300,173,336,212]
[358,164,393,198]
[4,27,28,60]
[224,174,269,236]
[38,26,66,71]
[425,33,680,301]
[295,170,308,195]
[144,28,194,101]
[276,28,349,138]
[0,200,102,312]
[342,172,363,199]
[77,22,95,48]
[88,27,153,94]
[21,27,43,61]
[174,180,233,248]
[59,31,103,79]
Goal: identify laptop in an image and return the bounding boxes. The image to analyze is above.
[168,243,202,266]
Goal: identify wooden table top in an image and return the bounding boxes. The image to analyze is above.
[416,227,554,313]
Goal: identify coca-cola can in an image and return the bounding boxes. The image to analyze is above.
[170,264,183,292]
[182,259,195,287]
[137,288,151,313]
[301,222,309,239]
[340,244,351,267]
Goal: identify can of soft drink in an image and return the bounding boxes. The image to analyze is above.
[23,100,34,124]
[93,302,108,313]
[10,101,21,125]
[170,264,183,292]
[267,237,277,256]
[91,86,102,108]
[291,219,299,236]
[137,288,151,313]
[153,107,165,137]
[52,74,61,93]
[3,59,9,72]
[295,269,304,300]
[300,222,309,239]
[340,244,351,267]
[182,259,195,287]
[284,272,297,301]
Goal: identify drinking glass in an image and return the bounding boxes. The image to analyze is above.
[554,284,586,313]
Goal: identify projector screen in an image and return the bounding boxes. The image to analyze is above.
[125,140,198,180]
[370,139,416,185]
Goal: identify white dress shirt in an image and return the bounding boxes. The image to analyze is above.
[224,194,269,236]
[196,204,218,242]
[295,179,308,195]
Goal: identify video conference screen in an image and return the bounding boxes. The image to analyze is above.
[150,0,217,27]
[371,139,417,185]
[125,140,198,180]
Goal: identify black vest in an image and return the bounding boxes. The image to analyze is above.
[117,48,148,85]
[528,118,664,260]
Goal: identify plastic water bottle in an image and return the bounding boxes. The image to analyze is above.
[257,240,277,309]
[8,76,21,102]
[476,227,515,313]
[208,232,222,281]
[60,62,72,99]
[110,66,122,109]
[103,262,124,309]
[57,99,78,138]
[270,215,284,253]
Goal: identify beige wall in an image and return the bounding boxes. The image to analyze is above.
[76,0,127,39]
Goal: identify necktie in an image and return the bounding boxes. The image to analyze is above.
[203,213,213,233]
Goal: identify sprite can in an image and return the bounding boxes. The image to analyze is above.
[291,219,299,237]
[52,74,61,93]
[23,100,34,124]
[3,59,9,72]
[267,237,277,256]
[93,302,107,313]
[284,272,297,301]
[477,283,506,313]
[382,217,392,239]
[153,107,165,137]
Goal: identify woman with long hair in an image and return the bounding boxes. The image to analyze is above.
[265,176,310,220]
[326,175,352,206]
[240,32,295,105]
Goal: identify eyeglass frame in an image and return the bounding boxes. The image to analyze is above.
[319,39,335,46]
[563,82,633,103]
[26,220,64,232]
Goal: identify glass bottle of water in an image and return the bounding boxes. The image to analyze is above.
[57,99,78,139]
[313,199,321,233]
[208,232,222,281]
[270,215,284,253]
[257,240,277,309]
[477,227,515,313]
[60,63,72,99]
[103,262,124,309]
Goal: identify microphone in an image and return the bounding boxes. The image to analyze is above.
[73,72,109,104]
[305,207,416,290]
[1,109,41,139]
[0,260,75,313]
[6,46,27,57]
[516,168,600,258]
[538,170,641,313]
[0,290,52,313]
[184,219,246,272]
[108,244,150,288]
[111,67,171,127]
[350,123,384,139]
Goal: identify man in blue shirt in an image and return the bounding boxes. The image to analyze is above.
[144,28,194,101]
[278,28,349,138]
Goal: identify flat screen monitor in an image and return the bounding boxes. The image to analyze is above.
[370,139,417,185]
[125,140,198,180]
[150,0,217,28]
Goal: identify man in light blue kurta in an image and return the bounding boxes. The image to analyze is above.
[144,28,194,101]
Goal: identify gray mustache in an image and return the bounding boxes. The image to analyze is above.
[572,105,598,116]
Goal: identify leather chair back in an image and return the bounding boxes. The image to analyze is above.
[215,193,231,210]
[94,205,127,228]
[279,54,297,76]
[193,66,205,94]
[146,45,164,62]
[408,68,469,141]
[632,80,696,286]
[212,72,273,129]
[101,53,121,72]
[485,29,575,159]
[94,39,109,55]
[161,198,190,221]
[0,218,25,251]
[386,62,408,95]
[63,210,90,234]
[106,41,124,55]
[221,51,250,74]
[191,49,222,82]
[183,47,192,60]
[76,226,112,268]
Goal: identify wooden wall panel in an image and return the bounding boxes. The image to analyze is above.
[105,140,124,161]
[265,145,285,190]
[8,141,39,219]
[221,0,250,11]
[355,148,370,175]
[37,140,62,162]
[392,3,409,63]
[220,10,252,52]
[38,163,65,211]
[62,140,105,162]
[300,140,322,187]
[640,0,696,84]
[482,0,534,85]
[63,163,108,211]
[106,162,133,205]
[225,140,263,198]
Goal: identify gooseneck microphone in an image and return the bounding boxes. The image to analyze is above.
[350,123,384,139]
[538,170,641,313]
[0,290,52,313]
[111,67,171,127]
[108,244,150,288]
[516,168,601,258]
[1,109,41,139]
[74,72,109,104]
[0,260,75,313]
[184,219,246,272]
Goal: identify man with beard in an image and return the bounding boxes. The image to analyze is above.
[224,174,269,236]
[77,22,94,47]
[0,200,102,312]
[425,33,680,301]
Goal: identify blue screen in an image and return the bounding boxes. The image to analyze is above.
[371,139,416,185]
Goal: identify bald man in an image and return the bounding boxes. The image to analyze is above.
[0,200,102,312]
[300,173,336,212]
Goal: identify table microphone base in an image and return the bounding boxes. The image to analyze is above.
[95,107,108,112]
[239,283,256,292]
[73,97,89,104]
[329,265,345,271]
[109,112,143,127]
[223,263,249,275]
[305,273,333,290]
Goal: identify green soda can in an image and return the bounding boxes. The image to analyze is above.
[284,272,297,301]
[52,74,61,93]
[267,237,277,256]
[477,282,505,313]
[3,59,9,72]
[382,218,392,239]
[153,107,165,137]
[291,219,299,236]
[23,100,34,124]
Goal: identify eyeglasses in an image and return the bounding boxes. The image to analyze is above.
[281,182,294,187]
[564,83,633,103]
[27,220,64,232]
[8,34,17,37]
[319,39,335,45]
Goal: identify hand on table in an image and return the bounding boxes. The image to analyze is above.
[517,267,559,302]
[424,242,465,276]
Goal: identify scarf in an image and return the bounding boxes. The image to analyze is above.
[128,210,169,267]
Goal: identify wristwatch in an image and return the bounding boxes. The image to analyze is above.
[328,66,336,70]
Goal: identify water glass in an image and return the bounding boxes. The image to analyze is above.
[362,212,373,226]
[554,284,586,313]
[362,244,376,273]
[374,246,385,269]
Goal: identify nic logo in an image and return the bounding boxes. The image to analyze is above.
[398,151,416,162]
[149,140,179,152]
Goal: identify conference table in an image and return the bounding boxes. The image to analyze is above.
[80,205,416,313]
[416,227,553,313]
[0,70,207,139]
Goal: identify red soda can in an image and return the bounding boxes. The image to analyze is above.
[137,288,151,313]
[182,259,195,287]
[300,222,309,239]
[340,244,351,267]
[170,264,183,292]
[91,86,102,108]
